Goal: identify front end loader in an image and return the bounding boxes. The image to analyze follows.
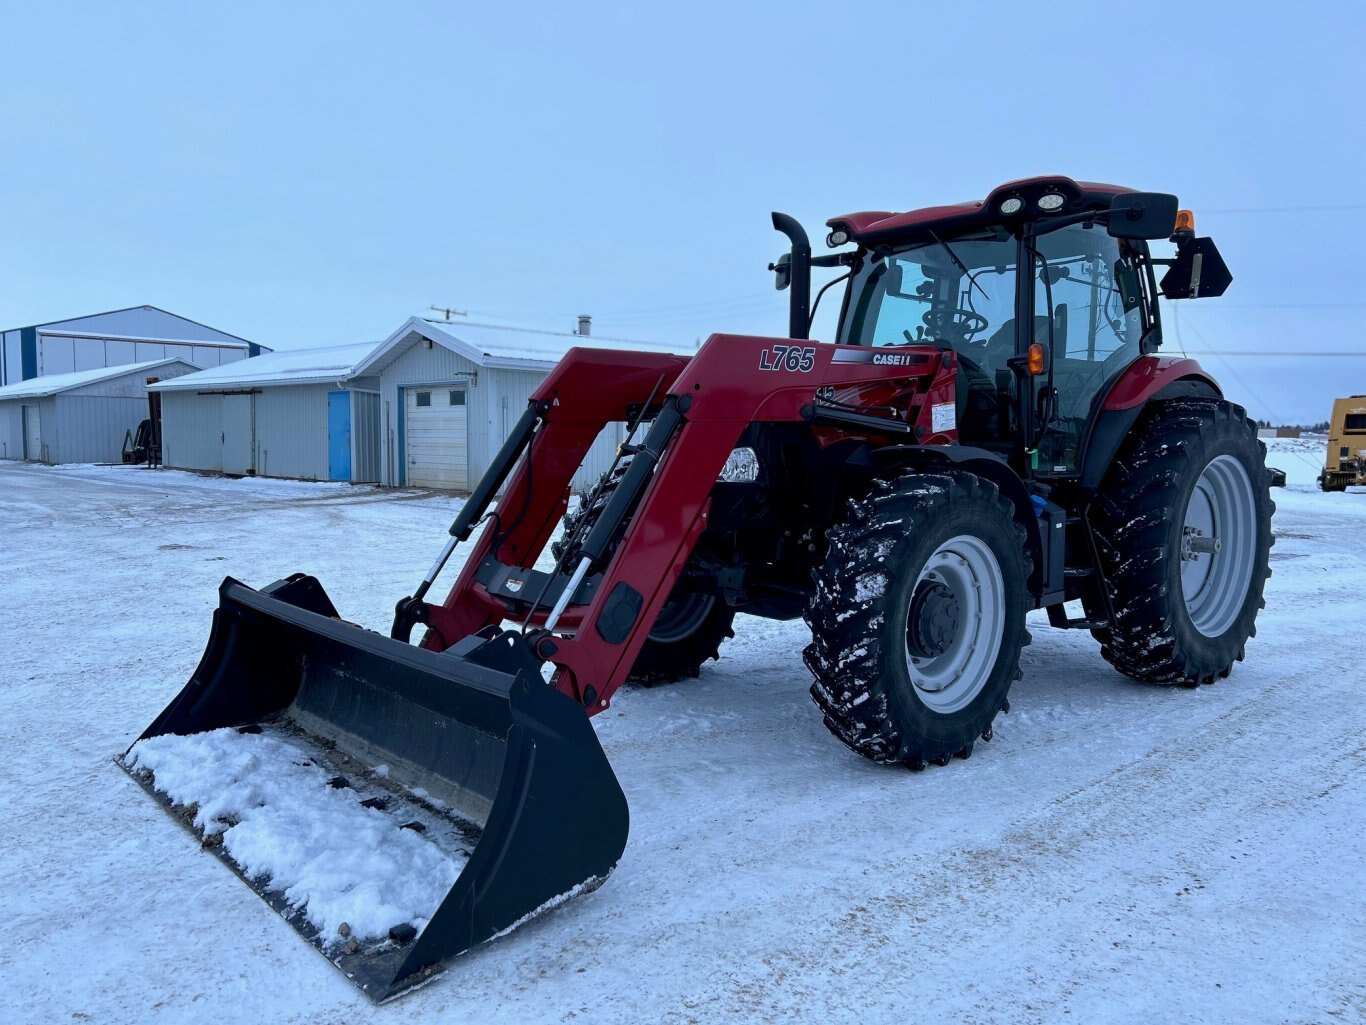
[121,177,1272,999]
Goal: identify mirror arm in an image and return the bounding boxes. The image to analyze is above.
[1029,210,1107,236]
[811,252,857,268]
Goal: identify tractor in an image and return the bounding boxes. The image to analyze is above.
[121,176,1273,999]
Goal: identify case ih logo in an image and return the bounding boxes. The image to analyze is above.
[759,345,816,372]
[873,352,918,367]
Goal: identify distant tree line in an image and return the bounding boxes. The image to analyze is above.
[1255,419,1330,431]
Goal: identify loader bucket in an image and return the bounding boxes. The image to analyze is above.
[118,574,629,1001]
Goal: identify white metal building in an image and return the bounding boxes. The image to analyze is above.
[0,306,263,388]
[0,359,199,463]
[152,343,382,482]
[152,319,683,492]
[353,318,683,491]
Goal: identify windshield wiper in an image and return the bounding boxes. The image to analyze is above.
[929,230,990,304]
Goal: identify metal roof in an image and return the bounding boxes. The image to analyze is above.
[0,359,195,400]
[2,304,260,346]
[149,342,380,391]
[354,317,683,377]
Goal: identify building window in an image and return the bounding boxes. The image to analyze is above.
[415,391,431,407]
[1345,413,1366,433]
[450,390,465,406]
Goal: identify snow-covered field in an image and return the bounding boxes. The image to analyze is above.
[1,443,1363,1025]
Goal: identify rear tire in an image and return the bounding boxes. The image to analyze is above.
[804,470,1029,767]
[1088,398,1273,684]
[626,591,736,685]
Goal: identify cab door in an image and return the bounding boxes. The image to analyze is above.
[1029,224,1146,478]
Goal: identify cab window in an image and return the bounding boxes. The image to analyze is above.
[840,227,1021,380]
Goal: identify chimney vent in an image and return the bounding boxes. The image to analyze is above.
[576,314,591,336]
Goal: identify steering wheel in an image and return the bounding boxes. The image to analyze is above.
[921,308,988,343]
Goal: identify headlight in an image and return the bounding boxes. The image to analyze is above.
[999,197,1024,215]
[717,447,760,483]
[1037,193,1066,211]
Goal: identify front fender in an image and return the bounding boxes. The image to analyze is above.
[860,445,1043,598]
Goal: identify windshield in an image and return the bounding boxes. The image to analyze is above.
[838,227,1021,375]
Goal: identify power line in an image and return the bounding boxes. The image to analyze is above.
[1174,312,1286,424]
[1179,351,1366,357]
[1201,204,1366,214]
[1187,302,1366,310]
[585,293,780,318]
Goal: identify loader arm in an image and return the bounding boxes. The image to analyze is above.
[425,333,958,714]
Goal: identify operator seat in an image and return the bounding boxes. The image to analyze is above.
[955,316,1050,445]
[984,315,1051,362]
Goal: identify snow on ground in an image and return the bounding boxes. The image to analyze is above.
[126,727,467,946]
[1,454,1364,1025]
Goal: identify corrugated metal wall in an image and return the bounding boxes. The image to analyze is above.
[351,391,381,483]
[50,396,149,463]
[254,386,328,480]
[34,397,57,462]
[161,390,223,472]
[0,363,194,465]
[36,334,247,376]
[0,402,23,460]
[161,383,383,483]
[484,367,623,492]
[1,330,18,387]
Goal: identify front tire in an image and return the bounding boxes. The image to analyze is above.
[1088,398,1274,684]
[804,470,1029,767]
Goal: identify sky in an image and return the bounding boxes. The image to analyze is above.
[2,1,1363,424]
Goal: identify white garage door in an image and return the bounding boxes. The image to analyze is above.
[23,404,42,461]
[406,386,468,490]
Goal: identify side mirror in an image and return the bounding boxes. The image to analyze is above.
[1107,192,1179,240]
[770,252,792,291]
[1159,236,1233,299]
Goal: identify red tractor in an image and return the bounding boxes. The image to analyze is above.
[122,177,1273,999]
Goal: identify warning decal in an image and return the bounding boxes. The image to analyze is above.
[932,401,956,433]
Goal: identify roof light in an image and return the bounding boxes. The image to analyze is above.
[999,197,1024,215]
[1037,193,1065,212]
[1174,209,1196,235]
[827,228,850,247]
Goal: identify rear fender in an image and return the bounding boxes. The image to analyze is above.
[1081,358,1222,491]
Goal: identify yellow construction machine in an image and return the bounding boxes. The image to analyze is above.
[1320,395,1366,491]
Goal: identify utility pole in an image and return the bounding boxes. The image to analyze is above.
[429,306,468,321]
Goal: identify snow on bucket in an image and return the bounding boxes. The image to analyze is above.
[119,574,629,1000]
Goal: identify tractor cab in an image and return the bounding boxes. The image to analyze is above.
[805,177,1229,480]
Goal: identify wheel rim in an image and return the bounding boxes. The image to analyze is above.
[648,592,716,644]
[1180,454,1256,637]
[903,534,1005,714]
